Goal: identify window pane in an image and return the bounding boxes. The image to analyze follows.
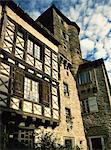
[64,83,69,96]
[65,108,71,118]
[65,139,73,149]
[34,44,40,59]
[24,78,39,102]
[27,40,33,55]
[78,71,91,85]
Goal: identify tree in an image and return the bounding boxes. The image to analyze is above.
[35,132,65,150]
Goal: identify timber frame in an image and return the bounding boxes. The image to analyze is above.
[0,1,60,149]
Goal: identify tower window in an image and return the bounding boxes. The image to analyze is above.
[63,83,69,96]
[78,70,91,85]
[65,139,73,149]
[65,108,71,121]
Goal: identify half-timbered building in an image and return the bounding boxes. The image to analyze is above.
[1,1,111,150]
[0,1,60,149]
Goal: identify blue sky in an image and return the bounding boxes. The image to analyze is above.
[16,0,111,84]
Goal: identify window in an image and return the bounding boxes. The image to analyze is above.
[27,39,33,55]
[65,139,73,150]
[26,39,42,70]
[64,83,69,96]
[27,39,41,60]
[65,108,71,121]
[24,78,39,102]
[18,129,34,148]
[81,97,98,113]
[80,99,89,113]
[65,108,73,131]
[44,48,58,80]
[78,70,91,85]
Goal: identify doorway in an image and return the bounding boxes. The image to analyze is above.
[89,136,105,150]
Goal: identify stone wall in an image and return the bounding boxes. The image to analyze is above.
[36,61,87,150]
[77,62,111,150]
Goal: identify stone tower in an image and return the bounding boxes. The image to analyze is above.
[37,4,83,76]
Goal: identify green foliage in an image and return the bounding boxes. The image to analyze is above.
[35,132,65,150]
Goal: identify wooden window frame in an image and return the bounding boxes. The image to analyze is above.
[27,37,43,61]
[24,77,39,103]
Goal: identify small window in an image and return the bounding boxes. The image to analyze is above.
[78,70,91,85]
[64,83,69,96]
[34,44,40,60]
[65,108,71,120]
[65,139,73,150]
[81,97,98,113]
[80,99,89,113]
[27,39,33,55]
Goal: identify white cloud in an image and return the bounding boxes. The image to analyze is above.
[67,6,80,21]
[80,38,94,58]
[94,42,107,59]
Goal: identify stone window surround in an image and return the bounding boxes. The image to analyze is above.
[89,136,105,150]
[64,137,75,149]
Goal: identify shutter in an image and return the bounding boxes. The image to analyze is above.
[88,97,98,112]
[14,68,24,97]
[43,82,50,105]
[39,81,50,106]
[39,81,42,103]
